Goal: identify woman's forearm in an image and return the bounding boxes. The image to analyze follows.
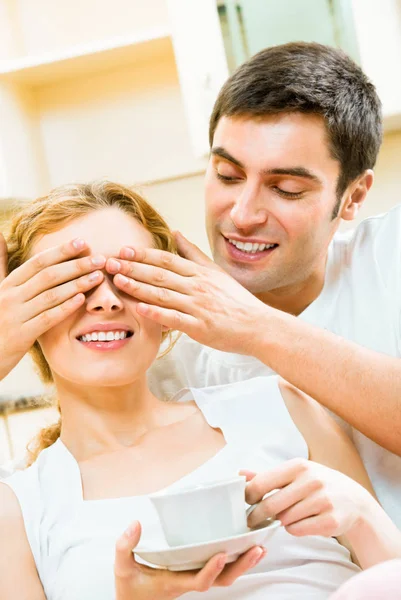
[345,493,401,569]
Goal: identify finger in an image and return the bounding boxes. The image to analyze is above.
[23,271,104,322]
[22,293,86,339]
[118,246,197,277]
[115,521,141,579]
[5,238,93,288]
[239,469,257,482]
[189,553,228,593]
[113,273,191,312]
[174,231,219,270]
[0,232,8,282]
[21,254,106,302]
[135,302,198,334]
[247,478,318,528]
[284,513,336,538]
[163,553,227,597]
[276,492,328,528]
[245,458,309,505]
[107,258,190,295]
[215,546,266,587]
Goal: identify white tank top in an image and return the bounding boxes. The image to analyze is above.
[3,376,360,599]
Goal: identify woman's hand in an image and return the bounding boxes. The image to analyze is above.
[0,234,105,380]
[114,521,266,600]
[242,458,374,538]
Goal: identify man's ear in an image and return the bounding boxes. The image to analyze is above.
[340,170,374,221]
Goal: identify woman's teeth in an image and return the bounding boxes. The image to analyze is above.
[228,239,276,253]
[79,331,129,342]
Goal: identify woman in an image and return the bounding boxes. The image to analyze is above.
[0,181,399,600]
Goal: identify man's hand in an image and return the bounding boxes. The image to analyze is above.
[115,521,266,600]
[106,232,267,355]
[242,459,373,538]
[0,236,106,380]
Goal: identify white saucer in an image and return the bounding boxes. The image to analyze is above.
[135,520,281,571]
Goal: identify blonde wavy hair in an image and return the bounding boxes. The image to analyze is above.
[6,181,178,465]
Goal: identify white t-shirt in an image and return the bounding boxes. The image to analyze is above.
[3,377,359,600]
[148,206,401,528]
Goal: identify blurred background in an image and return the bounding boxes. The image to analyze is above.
[1,0,401,468]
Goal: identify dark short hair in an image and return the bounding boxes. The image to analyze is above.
[209,42,382,208]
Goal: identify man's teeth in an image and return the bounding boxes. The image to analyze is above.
[79,331,129,342]
[228,239,276,253]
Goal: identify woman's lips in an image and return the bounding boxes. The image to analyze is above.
[77,337,132,351]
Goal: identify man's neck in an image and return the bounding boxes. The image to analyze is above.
[256,263,327,316]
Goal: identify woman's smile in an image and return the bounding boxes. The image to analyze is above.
[76,322,135,351]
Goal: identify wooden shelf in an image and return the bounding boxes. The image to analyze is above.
[0,27,172,85]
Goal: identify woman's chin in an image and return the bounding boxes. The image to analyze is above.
[56,370,144,388]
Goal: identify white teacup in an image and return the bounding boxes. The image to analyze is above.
[149,476,263,547]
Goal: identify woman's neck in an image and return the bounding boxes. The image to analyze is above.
[56,376,176,461]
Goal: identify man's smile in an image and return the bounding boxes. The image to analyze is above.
[222,235,279,263]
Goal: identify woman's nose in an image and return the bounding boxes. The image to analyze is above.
[85,276,123,313]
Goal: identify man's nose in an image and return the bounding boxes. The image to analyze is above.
[230,183,268,231]
[86,276,123,313]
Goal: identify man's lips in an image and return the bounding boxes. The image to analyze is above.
[223,234,277,245]
[222,235,278,263]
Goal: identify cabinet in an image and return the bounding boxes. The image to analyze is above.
[0,0,209,202]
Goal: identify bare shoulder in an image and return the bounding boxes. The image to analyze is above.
[0,480,23,521]
[278,378,337,437]
[0,481,46,599]
[278,379,375,494]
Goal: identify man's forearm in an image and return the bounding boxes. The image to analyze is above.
[0,353,21,384]
[252,308,401,456]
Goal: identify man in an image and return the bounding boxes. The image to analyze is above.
[104,42,401,529]
[0,42,400,532]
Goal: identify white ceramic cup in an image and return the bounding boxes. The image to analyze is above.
[149,475,264,547]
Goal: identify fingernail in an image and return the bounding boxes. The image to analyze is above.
[124,522,138,538]
[91,255,105,267]
[217,556,226,569]
[250,548,263,566]
[122,247,135,259]
[117,274,129,285]
[72,238,85,249]
[88,271,101,282]
[108,258,121,272]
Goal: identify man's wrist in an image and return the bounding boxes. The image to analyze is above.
[247,304,289,363]
[0,351,22,382]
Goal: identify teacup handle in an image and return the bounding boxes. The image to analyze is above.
[246,489,279,522]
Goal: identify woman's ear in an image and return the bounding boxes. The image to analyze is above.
[340,170,374,222]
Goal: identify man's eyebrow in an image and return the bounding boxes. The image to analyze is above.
[211,146,322,184]
[263,167,321,184]
[211,149,322,184]
[211,147,245,168]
